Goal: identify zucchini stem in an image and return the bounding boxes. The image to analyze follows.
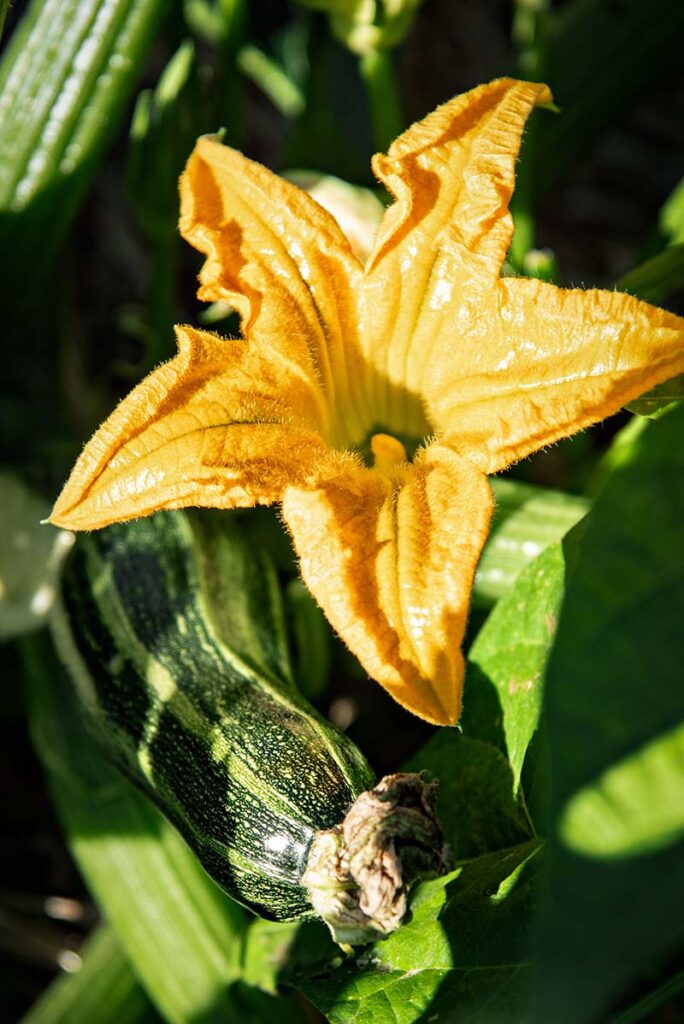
[302,773,450,946]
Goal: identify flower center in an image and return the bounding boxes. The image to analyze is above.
[371,433,408,473]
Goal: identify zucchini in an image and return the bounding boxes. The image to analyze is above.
[52,510,448,944]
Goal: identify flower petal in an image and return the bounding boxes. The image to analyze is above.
[180,137,370,446]
[358,78,551,434]
[423,278,684,474]
[51,326,340,530]
[282,444,493,725]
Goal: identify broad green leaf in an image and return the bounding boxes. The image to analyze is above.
[560,720,684,859]
[404,732,532,860]
[0,474,73,640]
[0,0,166,283]
[23,633,250,1024]
[475,479,586,609]
[301,841,541,1024]
[589,414,650,492]
[533,402,684,1024]
[466,544,567,793]
[20,924,157,1024]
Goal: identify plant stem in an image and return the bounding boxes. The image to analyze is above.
[359,48,403,153]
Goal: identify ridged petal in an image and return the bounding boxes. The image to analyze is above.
[180,137,370,446]
[51,326,341,530]
[423,278,684,473]
[359,78,552,434]
[282,445,493,725]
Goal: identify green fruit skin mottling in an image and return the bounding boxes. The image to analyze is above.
[57,511,375,922]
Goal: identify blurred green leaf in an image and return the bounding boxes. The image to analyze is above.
[23,633,250,1024]
[126,39,199,365]
[560,719,684,859]
[20,925,158,1024]
[184,0,245,45]
[127,40,196,241]
[295,0,422,55]
[467,544,566,794]
[0,0,167,286]
[237,44,305,117]
[617,243,684,307]
[0,474,73,640]
[660,176,684,246]
[533,403,684,1023]
[475,480,586,609]
[535,0,684,194]
[300,841,541,1024]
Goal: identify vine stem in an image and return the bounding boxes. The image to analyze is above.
[359,48,403,153]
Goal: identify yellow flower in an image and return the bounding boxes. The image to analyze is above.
[51,79,684,726]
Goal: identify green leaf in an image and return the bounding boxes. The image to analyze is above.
[660,175,684,246]
[533,403,684,1023]
[475,479,586,609]
[0,473,73,640]
[616,241,684,419]
[20,924,157,1024]
[466,543,567,793]
[625,375,684,419]
[404,732,532,860]
[237,44,305,117]
[617,243,684,307]
[23,633,250,1024]
[242,917,338,993]
[300,841,541,1024]
[560,719,684,859]
[126,38,199,245]
[0,0,167,284]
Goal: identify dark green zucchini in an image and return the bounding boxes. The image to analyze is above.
[52,510,447,944]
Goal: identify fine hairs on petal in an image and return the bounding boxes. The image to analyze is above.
[50,78,684,723]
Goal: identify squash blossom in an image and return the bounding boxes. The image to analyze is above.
[51,79,684,726]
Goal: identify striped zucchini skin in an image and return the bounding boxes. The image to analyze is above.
[54,510,374,922]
